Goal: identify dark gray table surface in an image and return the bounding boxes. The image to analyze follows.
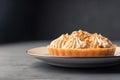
[0,41,120,80]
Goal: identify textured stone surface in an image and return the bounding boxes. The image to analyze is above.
[0,41,120,80]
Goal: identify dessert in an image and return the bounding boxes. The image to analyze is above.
[47,30,116,57]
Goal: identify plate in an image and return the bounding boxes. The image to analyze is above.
[27,46,120,68]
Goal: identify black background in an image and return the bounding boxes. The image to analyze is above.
[0,0,120,44]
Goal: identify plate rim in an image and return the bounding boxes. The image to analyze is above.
[26,46,120,59]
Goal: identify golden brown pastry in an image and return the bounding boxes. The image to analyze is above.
[47,30,116,57]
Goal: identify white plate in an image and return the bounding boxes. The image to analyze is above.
[27,47,120,68]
